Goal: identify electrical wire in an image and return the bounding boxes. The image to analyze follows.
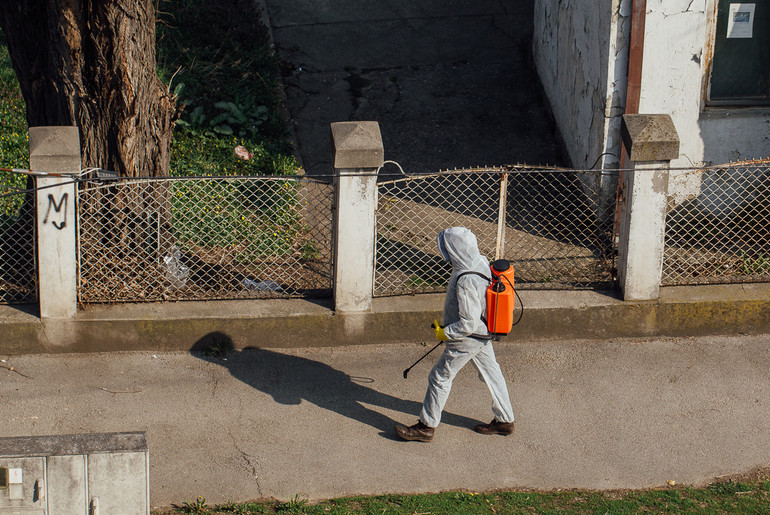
[589,152,619,170]
[3,157,768,185]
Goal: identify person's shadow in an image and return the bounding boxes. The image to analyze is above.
[191,332,481,440]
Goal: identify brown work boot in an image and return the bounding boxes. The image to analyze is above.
[474,419,515,436]
[395,420,434,442]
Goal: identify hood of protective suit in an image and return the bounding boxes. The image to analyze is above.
[437,227,489,276]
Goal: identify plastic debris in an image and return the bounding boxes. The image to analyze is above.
[234,145,253,160]
[163,245,190,289]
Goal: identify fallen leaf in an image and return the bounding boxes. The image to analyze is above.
[234,145,253,160]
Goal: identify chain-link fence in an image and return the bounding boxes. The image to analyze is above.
[663,160,770,285]
[77,175,333,303]
[0,174,36,304]
[375,168,617,296]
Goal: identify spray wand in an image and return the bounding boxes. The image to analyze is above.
[402,323,444,379]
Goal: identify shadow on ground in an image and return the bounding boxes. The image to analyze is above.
[191,332,480,439]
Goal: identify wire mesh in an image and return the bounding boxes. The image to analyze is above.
[0,174,37,304]
[505,170,616,289]
[77,175,333,303]
[663,160,770,285]
[375,168,617,296]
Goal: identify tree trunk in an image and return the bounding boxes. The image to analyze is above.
[0,0,175,177]
[1,0,177,289]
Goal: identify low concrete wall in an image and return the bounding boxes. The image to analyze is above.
[2,283,768,354]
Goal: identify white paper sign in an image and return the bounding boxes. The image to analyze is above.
[727,3,755,38]
[8,468,22,484]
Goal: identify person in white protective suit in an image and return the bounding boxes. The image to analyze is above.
[395,227,516,442]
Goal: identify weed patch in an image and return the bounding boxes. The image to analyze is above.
[152,478,770,514]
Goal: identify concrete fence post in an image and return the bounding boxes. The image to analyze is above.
[331,121,384,312]
[616,114,679,301]
[30,126,80,319]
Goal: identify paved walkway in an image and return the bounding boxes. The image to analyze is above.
[2,334,769,508]
[262,0,567,175]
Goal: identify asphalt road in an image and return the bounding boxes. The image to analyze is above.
[263,0,568,176]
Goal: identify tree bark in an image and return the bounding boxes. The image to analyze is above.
[0,0,175,177]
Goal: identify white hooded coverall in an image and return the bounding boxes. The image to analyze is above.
[419,227,515,428]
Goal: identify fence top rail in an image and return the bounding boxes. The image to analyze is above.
[2,157,768,195]
[75,172,331,192]
[376,166,620,186]
[3,157,770,180]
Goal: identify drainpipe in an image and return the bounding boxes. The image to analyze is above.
[614,0,646,280]
[624,0,646,118]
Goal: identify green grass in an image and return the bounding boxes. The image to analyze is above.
[739,251,770,275]
[0,30,29,222]
[169,132,296,177]
[0,30,28,171]
[170,178,304,258]
[153,479,770,514]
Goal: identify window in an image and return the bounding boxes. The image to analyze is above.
[708,1,770,106]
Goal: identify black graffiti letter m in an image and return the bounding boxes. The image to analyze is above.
[43,193,68,230]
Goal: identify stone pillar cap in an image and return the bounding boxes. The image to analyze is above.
[331,121,384,170]
[29,126,81,174]
[621,114,680,162]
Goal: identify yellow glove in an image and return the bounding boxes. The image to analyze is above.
[433,319,447,341]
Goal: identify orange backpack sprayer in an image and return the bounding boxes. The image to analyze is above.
[486,259,516,336]
[458,258,520,338]
[403,258,523,378]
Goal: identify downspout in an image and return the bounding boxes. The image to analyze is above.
[614,0,646,280]
[624,0,646,118]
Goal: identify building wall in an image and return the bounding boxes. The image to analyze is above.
[534,0,769,211]
[640,0,770,208]
[640,0,770,169]
[535,0,769,171]
[533,0,631,173]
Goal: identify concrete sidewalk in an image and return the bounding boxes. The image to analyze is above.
[1,333,769,509]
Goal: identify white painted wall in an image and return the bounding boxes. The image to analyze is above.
[534,0,769,167]
[640,0,770,169]
[534,0,770,212]
[639,0,770,209]
[533,0,631,175]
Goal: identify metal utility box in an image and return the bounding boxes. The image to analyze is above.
[0,432,148,515]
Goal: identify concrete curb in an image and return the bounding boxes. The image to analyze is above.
[2,283,768,354]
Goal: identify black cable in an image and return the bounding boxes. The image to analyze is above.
[589,152,619,170]
[499,273,524,327]
[0,177,85,201]
[512,287,524,326]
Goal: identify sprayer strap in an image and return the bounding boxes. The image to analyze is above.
[457,271,492,283]
[457,271,494,331]
[471,333,500,341]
